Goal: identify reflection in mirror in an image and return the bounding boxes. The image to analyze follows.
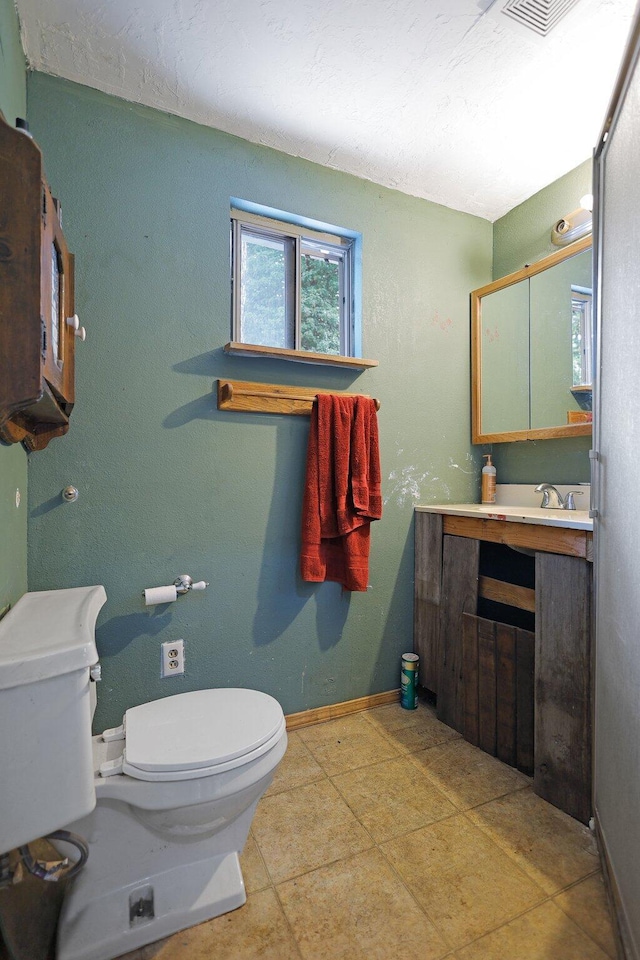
[480,280,530,435]
[529,248,591,429]
[571,288,592,387]
[471,236,592,443]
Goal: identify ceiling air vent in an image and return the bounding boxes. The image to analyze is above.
[500,0,582,37]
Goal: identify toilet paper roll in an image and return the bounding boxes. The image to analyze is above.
[144,585,178,605]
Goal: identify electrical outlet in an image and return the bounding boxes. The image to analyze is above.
[161,639,185,678]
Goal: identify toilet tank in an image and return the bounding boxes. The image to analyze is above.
[0,585,107,854]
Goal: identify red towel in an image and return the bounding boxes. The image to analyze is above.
[300,394,382,592]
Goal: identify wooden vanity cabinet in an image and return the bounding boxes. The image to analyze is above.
[414,510,593,824]
[0,114,77,451]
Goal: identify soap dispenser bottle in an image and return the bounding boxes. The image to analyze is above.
[481,454,496,504]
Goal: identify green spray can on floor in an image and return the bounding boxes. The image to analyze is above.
[400,653,419,709]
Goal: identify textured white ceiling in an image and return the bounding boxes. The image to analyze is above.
[15,0,637,220]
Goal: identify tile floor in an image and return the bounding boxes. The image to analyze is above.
[83,702,621,959]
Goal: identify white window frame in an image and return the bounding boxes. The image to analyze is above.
[571,287,593,386]
[231,208,355,357]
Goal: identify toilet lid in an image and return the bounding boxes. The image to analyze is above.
[121,688,285,778]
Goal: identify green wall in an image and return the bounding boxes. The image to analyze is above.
[0,0,28,610]
[26,73,492,730]
[493,160,592,278]
[490,160,593,483]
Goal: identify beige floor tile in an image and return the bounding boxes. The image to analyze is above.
[122,888,301,960]
[265,731,326,796]
[251,778,373,883]
[409,738,530,809]
[382,813,546,949]
[554,874,618,959]
[466,787,600,894]
[363,701,462,754]
[455,901,610,960]
[277,847,450,960]
[297,713,399,776]
[333,755,457,842]
[240,832,272,894]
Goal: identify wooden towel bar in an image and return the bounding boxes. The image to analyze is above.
[217,379,380,416]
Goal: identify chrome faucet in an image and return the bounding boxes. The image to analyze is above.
[534,483,584,510]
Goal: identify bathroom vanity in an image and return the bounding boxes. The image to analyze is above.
[414,498,593,824]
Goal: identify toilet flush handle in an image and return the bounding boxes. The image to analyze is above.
[173,575,210,595]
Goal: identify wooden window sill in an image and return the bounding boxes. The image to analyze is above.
[224,342,378,369]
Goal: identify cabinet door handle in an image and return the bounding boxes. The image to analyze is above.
[66,314,86,341]
[589,449,600,519]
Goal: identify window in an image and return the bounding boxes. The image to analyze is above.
[231,205,358,358]
[571,287,593,386]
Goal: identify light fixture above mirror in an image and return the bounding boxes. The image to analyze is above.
[551,194,593,246]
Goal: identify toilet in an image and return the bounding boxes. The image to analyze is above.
[0,586,287,960]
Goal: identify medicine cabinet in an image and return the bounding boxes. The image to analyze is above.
[0,113,82,451]
[471,236,592,443]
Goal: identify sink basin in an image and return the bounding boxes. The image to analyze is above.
[415,484,593,531]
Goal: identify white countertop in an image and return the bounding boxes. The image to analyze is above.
[414,502,592,530]
[415,485,593,531]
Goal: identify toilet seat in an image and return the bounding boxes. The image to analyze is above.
[99,688,286,782]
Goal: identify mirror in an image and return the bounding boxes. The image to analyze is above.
[471,236,592,443]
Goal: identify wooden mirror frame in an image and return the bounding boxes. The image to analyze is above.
[471,235,593,443]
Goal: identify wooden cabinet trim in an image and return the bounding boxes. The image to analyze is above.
[441,514,591,559]
[478,576,536,613]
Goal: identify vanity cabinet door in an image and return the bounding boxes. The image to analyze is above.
[413,512,443,694]
[436,535,480,734]
[535,552,592,824]
[462,613,535,776]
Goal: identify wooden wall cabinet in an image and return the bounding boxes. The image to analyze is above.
[414,510,593,824]
[0,114,79,451]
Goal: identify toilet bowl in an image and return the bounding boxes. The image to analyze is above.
[56,687,287,960]
[0,585,287,960]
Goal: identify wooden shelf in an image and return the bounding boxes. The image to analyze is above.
[217,379,380,416]
[224,342,378,369]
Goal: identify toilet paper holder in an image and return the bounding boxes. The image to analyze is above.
[142,575,209,602]
[173,574,208,595]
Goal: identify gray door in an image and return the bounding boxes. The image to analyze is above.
[593,13,640,957]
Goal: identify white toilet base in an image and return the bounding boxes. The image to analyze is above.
[54,705,286,960]
[55,790,263,960]
[57,851,246,960]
